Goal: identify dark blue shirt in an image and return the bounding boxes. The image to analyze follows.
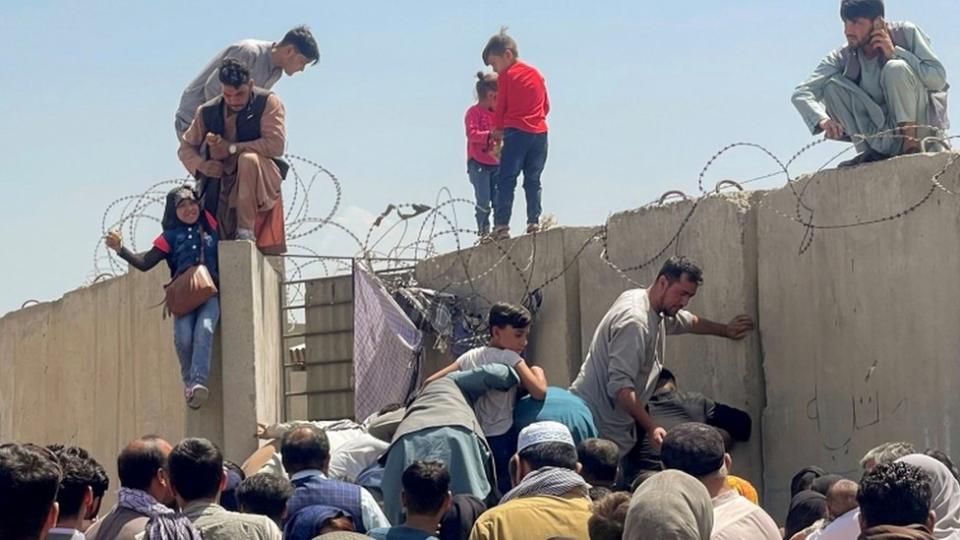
[153,211,219,282]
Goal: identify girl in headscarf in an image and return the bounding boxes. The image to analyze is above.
[790,466,826,498]
[896,454,960,540]
[105,186,220,409]
[624,470,713,540]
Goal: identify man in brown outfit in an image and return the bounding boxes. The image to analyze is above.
[178,57,287,254]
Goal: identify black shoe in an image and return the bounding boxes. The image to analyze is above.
[838,149,890,168]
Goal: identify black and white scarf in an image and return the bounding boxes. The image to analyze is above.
[499,466,591,504]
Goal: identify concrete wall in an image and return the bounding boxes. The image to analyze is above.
[0,266,197,510]
[758,153,960,517]
[410,153,960,518]
[0,240,283,509]
[414,227,596,385]
[578,194,766,495]
[219,241,284,462]
[4,154,957,522]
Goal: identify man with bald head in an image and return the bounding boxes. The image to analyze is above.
[86,436,175,540]
[282,426,389,535]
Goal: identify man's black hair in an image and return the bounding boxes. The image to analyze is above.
[237,472,294,523]
[168,438,224,502]
[519,442,578,471]
[841,0,885,21]
[576,439,619,485]
[118,435,167,491]
[857,462,932,528]
[402,461,450,515]
[47,445,109,519]
[218,58,251,88]
[280,25,320,65]
[488,302,531,335]
[656,256,704,285]
[220,460,246,512]
[630,469,660,492]
[482,27,519,64]
[0,443,62,540]
[280,427,330,474]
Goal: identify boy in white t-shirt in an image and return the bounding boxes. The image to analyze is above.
[424,302,548,495]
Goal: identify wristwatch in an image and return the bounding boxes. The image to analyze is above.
[228,143,238,155]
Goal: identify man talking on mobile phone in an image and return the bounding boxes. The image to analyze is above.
[792,0,949,168]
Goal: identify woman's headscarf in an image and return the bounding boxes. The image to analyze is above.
[791,466,826,497]
[161,186,203,231]
[624,470,714,540]
[896,454,960,540]
[783,490,827,539]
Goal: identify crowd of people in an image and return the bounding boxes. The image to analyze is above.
[7,253,959,540]
[9,0,957,538]
[5,422,960,539]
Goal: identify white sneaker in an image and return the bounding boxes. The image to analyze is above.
[236,229,256,241]
[187,385,209,409]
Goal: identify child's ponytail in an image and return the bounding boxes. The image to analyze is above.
[475,71,498,101]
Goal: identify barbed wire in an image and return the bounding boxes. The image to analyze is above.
[87,127,957,351]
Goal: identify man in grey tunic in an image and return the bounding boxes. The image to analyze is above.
[792,0,949,167]
[570,257,753,459]
[175,25,319,136]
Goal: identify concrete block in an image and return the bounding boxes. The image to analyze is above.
[758,153,960,518]
[305,332,353,362]
[306,275,354,304]
[304,303,354,333]
[219,241,283,463]
[0,265,190,511]
[414,226,596,386]
[581,194,765,496]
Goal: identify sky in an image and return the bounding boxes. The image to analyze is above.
[2,0,959,315]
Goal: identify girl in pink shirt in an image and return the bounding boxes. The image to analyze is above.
[464,72,499,237]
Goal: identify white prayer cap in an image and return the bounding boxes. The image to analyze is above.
[517,421,575,453]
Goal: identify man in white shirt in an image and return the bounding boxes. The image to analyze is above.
[661,422,780,540]
[175,26,319,136]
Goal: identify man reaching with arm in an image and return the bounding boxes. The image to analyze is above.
[569,256,753,462]
[175,26,318,137]
[178,58,288,254]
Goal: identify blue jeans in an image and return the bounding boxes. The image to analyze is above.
[173,296,220,388]
[467,159,499,234]
[495,128,548,227]
[487,430,518,497]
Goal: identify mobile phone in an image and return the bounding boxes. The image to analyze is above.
[873,16,885,32]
